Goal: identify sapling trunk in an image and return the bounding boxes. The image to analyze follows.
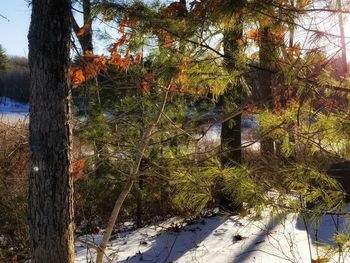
[95,84,170,263]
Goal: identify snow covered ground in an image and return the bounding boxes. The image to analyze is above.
[2,96,347,262]
[75,209,350,263]
[0,97,29,123]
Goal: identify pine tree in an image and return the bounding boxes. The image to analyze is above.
[28,0,74,262]
[220,2,246,166]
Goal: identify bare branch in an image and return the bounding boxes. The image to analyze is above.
[0,13,9,22]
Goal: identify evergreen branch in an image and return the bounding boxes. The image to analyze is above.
[95,80,172,263]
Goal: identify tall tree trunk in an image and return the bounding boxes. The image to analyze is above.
[259,26,277,156]
[82,0,93,52]
[72,0,105,181]
[220,12,244,166]
[28,1,74,262]
[217,9,245,212]
[220,102,242,165]
[72,0,93,53]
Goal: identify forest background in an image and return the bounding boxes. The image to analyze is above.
[1,0,350,262]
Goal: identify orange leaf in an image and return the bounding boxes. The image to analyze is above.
[69,67,86,86]
[246,29,260,44]
[137,71,154,93]
[109,52,132,71]
[169,82,177,92]
[121,56,131,70]
[119,15,127,34]
[109,51,123,66]
[135,53,142,63]
[160,2,187,17]
[138,80,150,93]
[179,83,189,94]
[77,23,91,37]
[115,34,127,47]
[109,34,128,58]
[287,43,302,58]
[69,52,107,87]
[245,104,259,115]
[71,159,86,182]
[271,30,286,45]
[164,34,174,48]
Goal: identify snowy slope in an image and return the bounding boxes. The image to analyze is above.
[0,97,29,123]
[75,209,350,263]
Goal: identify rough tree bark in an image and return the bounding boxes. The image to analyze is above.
[216,5,246,212]
[220,10,244,167]
[28,0,74,262]
[259,26,277,156]
[71,0,93,53]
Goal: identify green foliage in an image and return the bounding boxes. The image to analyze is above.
[334,232,350,251]
[169,159,266,216]
[256,95,350,160]
[75,165,127,225]
[73,0,350,245]
[169,160,219,215]
[283,165,344,213]
[222,165,265,212]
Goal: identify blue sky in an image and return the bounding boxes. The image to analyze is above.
[0,0,348,60]
[0,0,31,57]
[0,0,116,58]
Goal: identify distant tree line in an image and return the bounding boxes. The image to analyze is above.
[0,56,30,103]
[0,45,7,71]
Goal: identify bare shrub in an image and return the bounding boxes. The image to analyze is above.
[0,121,29,261]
